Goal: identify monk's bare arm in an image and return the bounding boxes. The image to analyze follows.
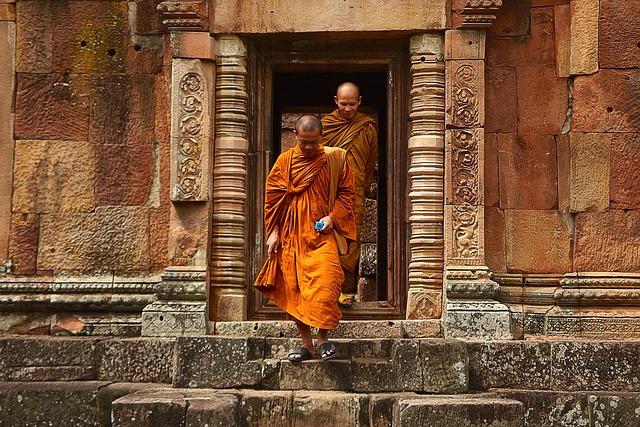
[329,161,357,240]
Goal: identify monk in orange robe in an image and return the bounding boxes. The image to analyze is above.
[255,115,356,361]
[322,82,377,307]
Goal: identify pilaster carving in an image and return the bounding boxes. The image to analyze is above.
[157,0,209,31]
[406,34,446,319]
[209,35,249,321]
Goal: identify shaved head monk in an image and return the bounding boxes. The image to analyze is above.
[322,82,378,307]
[255,115,356,361]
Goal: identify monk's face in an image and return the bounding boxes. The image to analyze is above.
[296,128,323,158]
[334,88,361,120]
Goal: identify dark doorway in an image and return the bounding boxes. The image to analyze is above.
[245,37,408,320]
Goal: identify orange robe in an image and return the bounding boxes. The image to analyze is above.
[321,111,377,280]
[254,145,356,329]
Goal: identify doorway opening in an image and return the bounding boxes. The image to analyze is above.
[245,37,408,320]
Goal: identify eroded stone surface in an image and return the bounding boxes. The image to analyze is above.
[38,206,150,272]
[610,133,640,209]
[421,340,468,393]
[569,0,599,74]
[574,210,640,272]
[599,0,640,69]
[12,140,95,213]
[280,360,352,391]
[516,65,568,135]
[505,210,572,273]
[485,68,517,133]
[467,341,551,390]
[16,1,52,73]
[186,394,239,427]
[97,338,175,383]
[7,213,39,275]
[240,390,292,427]
[292,391,368,427]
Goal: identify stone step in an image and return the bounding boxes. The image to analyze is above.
[213,319,442,338]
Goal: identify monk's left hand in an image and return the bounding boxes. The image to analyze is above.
[318,215,334,233]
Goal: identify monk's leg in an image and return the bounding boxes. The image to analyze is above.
[292,317,314,354]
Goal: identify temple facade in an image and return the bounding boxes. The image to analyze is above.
[0,0,639,341]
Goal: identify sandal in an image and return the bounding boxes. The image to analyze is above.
[287,346,314,363]
[318,342,337,361]
[338,293,355,308]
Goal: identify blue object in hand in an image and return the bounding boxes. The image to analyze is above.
[314,220,324,232]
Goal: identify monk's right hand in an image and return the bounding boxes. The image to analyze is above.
[267,229,280,259]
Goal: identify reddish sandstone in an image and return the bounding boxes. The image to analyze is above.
[484,133,500,207]
[15,1,51,73]
[486,7,555,67]
[149,206,170,272]
[554,4,570,77]
[574,210,640,272]
[498,133,557,210]
[488,0,531,37]
[0,4,16,21]
[572,70,640,133]
[485,67,517,133]
[598,0,640,69]
[133,0,164,35]
[15,73,90,141]
[8,213,39,275]
[516,65,568,135]
[505,209,572,273]
[95,143,153,206]
[485,206,506,273]
[610,133,640,209]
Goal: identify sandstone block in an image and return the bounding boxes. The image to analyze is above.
[599,0,640,68]
[574,210,640,272]
[0,381,111,426]
[486,7,555,67]
[170,31,215,59]
[557,132,610,212]
[516,65,568,135]
[16,1,51,72]
[610,133,640,209]
[291,391,368,427]
[97,338,175,383]
[393,396,524,427]
[484,133,499,207]
[505,210,572,273]
[467,341,551,390]
[38,206,150,272]
[485,207,506,273]
[485,68,517,133]
[421,340,468,393]
[569,0,599,74]
[488,0,531,37]
[497,389,640,427]
[498,133,557,210]
[352,340,422,392]
[0,337,98,381]
[240,390,293,427]
[50,1,128,73]
[213,0,448,33]
[0,4,15,21]
[7,213,39,275]
[358,243,376,277]
[554,4,570,77]
[95,142,153,206]
[280,360,352,391]
[369,393,420,427]
[186,395,239,426]
[0,313,51,335]
[281,129,297,152]
[111,392,187,427]
[360,198,377,243]
[572,70,640,132]
[551,341,640,391]
[149,207,170,271]
[15,73,90,140]
[12,140,95,213]
[133,0,165,35]
[173,336,265,388]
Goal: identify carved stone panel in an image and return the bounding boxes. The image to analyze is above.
[170,59,214,202]
[445,60,484,129]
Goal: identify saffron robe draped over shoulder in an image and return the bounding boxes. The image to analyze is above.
[321,110,377,275]
[254,145,356,330]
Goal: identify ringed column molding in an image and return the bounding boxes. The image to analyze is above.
[406,33,446,320]
[442,0,513,339]
[142,1,215,336]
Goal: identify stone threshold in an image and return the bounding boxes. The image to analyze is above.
[213,319,442,338]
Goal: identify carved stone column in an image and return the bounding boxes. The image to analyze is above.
[208,35,249,321]
[406,34,446,319]
[443,1,513,339]
[142,3,214,336]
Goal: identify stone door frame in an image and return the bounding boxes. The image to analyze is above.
[143,0,513,340]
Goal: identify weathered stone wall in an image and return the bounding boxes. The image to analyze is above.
[6,1,170,276]
[482,0,640,337]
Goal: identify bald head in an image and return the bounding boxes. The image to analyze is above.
[294,114,323,134]
[334,82,362,120]
[336,82,360,98]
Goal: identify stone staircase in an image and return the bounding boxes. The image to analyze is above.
[0,322,639,426]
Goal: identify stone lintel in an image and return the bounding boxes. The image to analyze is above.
[211,0,448,33]
[170,31,215,60]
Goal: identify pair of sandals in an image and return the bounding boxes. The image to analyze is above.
[288,342,337,362]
